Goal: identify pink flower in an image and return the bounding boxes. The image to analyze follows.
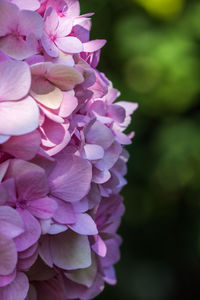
[0,60,39,140]
[0,1,43,59]
[0,1,137,299]
[41,7,83,57]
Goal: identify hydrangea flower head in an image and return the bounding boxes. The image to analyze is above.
[0,0,137,299]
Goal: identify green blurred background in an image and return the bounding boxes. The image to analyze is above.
[80,1,200,299]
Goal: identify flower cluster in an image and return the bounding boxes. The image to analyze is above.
[0,0,137,299]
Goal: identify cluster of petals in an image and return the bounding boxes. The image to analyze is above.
[0,0,137,299]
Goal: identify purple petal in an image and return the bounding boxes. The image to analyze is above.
[7,159,49,201]
[83,144,104,161]
[0,272,29,300]
[18,249,38,270]
[49,154,92,203]
[0,233,17,276]
[53,199,76,224]
[95,142,122,171]
[91,235,107,257]
[14,209,41,251]
[107,104,126,123]
[28,197,57,220]
[69,213,98,235]
[39,236,53,268]
[1,131,41,160]
[103,266,117,285]
[86,121,114,149]
[92,168,111,184]
[0,270,16,288]
[18,243,38,259]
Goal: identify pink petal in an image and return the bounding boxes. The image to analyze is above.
[0,206,24,239]
[0,270,16,288]
[0,272,29,300]
[28,197,57,219]
[0,60,31,101]
[57,18,73,37]
[1,131,41,160]
[49,154,92,203]
[11,0,40,10]
[46,129,71,156]
[59,91,78,118]
[14,209,41,251]
[41,119,68,146]
[69,213,98,235]
[92,168,111,184]
[0,233,17,276]
[92,235,107,257]
[0,1,19,37]
[51,230,91,270]
[18,10,43,39]
[44,7,59,36]
[0,35,36,60]
[18,249,38,270]
[7,159,49,201]
[0,96,39,136]
[65,0,80,17]
[0,179,16,205]
[55,36,83,54]
[18,243,38,259]
[83,39,106,52]
[41,33,59,57]
[39,105,64,123]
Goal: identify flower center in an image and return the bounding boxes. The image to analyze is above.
[16,199,27,209]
